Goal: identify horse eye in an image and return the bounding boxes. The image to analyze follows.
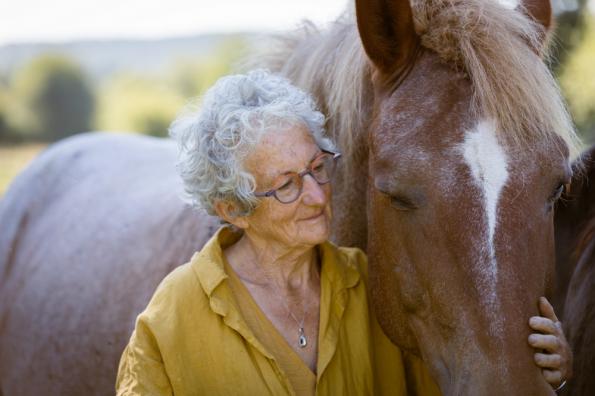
[375,182,419,211]
[388,194,418,211]
[550,183,565,203]
[546,183,566,213]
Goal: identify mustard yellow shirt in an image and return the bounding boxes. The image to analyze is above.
[224,257,317,396]
[116,226,440,395]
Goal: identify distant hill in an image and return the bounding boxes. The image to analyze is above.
[0,33,257,81]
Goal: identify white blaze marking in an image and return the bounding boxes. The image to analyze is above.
[462,118,509,336]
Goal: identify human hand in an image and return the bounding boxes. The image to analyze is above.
[528,297,573,391]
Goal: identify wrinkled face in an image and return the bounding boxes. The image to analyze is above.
[241,124,333,249]
[366,53,571,366]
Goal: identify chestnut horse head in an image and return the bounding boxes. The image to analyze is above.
[268,0,580,393]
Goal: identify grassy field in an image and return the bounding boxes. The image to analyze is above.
[0,143,47,197]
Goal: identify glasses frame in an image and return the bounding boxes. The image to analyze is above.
[254,149,342,204]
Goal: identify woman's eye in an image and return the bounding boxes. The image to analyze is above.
[277,180,294,191]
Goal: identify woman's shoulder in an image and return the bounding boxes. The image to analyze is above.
[323,242,369,279]
[138,254,207,325]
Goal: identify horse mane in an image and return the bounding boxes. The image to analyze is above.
[255,15,372,167]
[260,0,581,167]
[412,0,581,158]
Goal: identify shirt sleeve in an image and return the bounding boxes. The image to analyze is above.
[115,318,174,396]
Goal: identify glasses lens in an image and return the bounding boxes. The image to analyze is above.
[311,153,335,184]
[274,174,302,203]
[271,152,338,204]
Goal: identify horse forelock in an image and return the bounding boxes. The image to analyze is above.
[411,0,581,159]
[260,0,581,173]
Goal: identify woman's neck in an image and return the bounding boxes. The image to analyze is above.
[225,232,319,291]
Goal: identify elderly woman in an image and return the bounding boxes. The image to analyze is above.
[116,70,571,395]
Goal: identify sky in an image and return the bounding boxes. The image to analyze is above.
[0,0,349,45]
[1,0,592,46]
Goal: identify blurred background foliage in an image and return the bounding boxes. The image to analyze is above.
[95,74,186,137]
[560,13,595,140]
[8,54,95,142]
[0,35,247,194]
[0,36,247,142]
[0,8,594,195]
[95,38,246,137]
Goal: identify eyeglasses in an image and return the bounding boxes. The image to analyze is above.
[254,149,341,204]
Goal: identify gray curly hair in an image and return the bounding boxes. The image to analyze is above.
[169,69,336,217]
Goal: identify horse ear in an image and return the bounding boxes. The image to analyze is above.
[519,0,552,35]
[355,0,419,76]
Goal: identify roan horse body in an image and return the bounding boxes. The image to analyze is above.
[0,135,216,395]
[0,0,581,394]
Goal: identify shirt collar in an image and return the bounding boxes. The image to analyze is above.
[190,226,239,297]
[190,225,362,382]
[191,226,361,297]
[317,239,361,291]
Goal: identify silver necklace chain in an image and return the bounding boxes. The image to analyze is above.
[257,253,319,349]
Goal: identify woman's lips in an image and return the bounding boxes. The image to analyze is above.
[303,211,325,221]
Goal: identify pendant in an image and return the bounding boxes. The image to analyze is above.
[298,327,307,348]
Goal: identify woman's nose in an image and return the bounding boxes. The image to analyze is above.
[301,174,328,205]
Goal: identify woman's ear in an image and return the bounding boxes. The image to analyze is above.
[214,200,250,229]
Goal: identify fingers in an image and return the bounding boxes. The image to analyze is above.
[538,296,559,322]
[542,369,563,386]
[534,352,561,369]
[529,316,558,335]
[528,334,559,353]
[531,297,573,386]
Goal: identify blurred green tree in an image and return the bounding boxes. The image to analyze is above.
[96,74,185,137]
[96,36,248,137]
[169,35,249,98]
[11,54,95,142]
[550,0,590,71]
[560,14,595,143]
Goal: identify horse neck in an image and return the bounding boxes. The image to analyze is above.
[330,151,369,250]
